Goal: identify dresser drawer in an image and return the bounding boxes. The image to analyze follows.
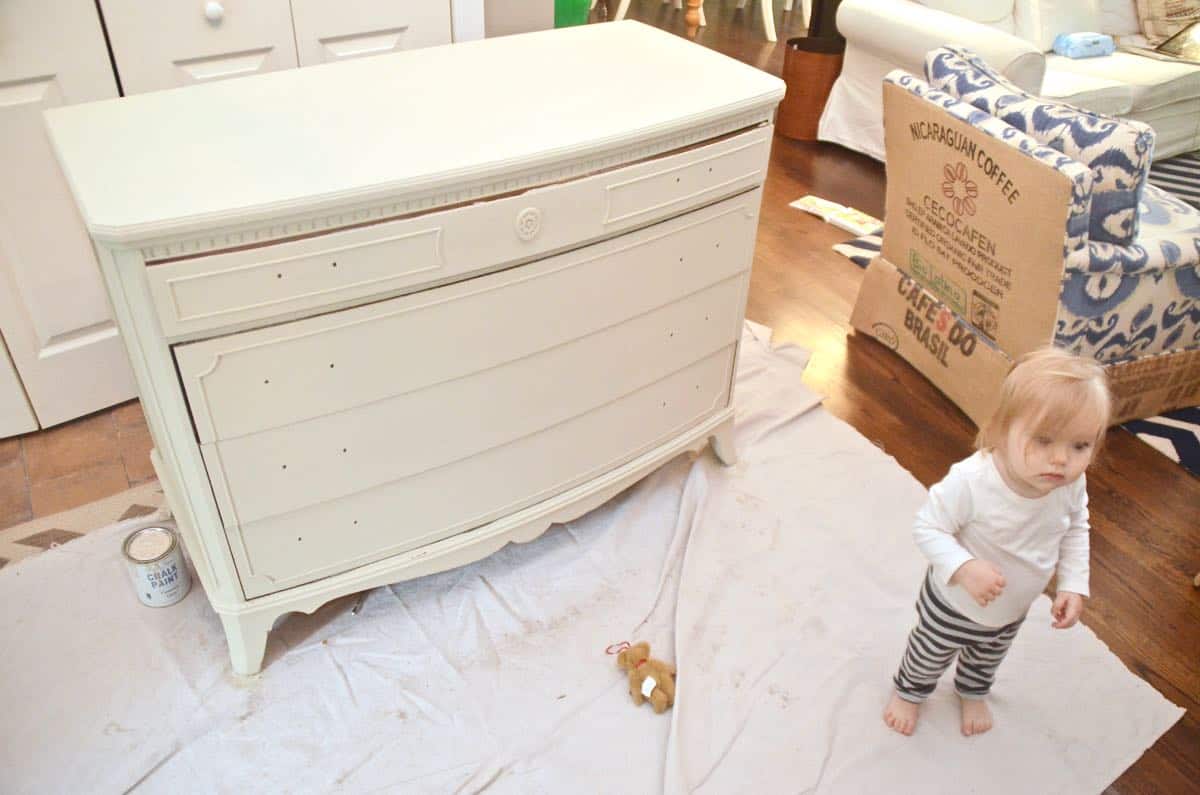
[201,280,743,525]
[175,190,761,442]
[147,126,771,341]
[216,346,734,597]
[174,190,760,596]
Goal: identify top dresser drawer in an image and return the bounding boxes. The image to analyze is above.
[145,126,771,341]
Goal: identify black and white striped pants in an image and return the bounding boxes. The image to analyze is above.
[893,569,1024,703]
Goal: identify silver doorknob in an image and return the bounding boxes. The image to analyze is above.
[204,1,225,23]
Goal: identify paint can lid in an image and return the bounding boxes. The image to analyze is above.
[123,526,175,563]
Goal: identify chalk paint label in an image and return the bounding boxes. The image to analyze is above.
[123,526,191,608]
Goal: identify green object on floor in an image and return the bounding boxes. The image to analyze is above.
[555,0,590,27]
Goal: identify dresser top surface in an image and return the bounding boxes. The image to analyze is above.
[44,21,783,245]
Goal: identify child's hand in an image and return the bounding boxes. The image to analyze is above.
[1051,591,1084,629]
[950,559,1006,607]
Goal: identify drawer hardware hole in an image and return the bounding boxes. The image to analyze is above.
[329,363,335,369]
[281,464,288,470]
[342,448,348,453]
[264,379,270,384]
[353,520,359,526]
[331,261,338,268]
[276,273,283,279]
[297,536,302,542]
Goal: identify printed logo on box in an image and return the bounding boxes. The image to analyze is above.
[941,162,979,216]
[970,290,999,340]
[896,273,978,367]
[872,323,900,350]
[900,116,1026,337]
[908,122,1022,206]
[908,250,967,316]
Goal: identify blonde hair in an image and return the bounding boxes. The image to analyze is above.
[976,346,1112,453]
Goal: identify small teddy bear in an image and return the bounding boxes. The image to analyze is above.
[616,641,676,713]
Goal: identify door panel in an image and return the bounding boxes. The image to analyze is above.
[98,0,299,95]
[0,335,36,438]
[0,0,135,431]
[290,0,453,67]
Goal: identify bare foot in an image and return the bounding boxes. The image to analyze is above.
[959,696,993,736]
[883,691,920,736]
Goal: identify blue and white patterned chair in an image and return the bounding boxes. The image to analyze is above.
[886,48,1200,374]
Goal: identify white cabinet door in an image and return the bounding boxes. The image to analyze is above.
[290,0,453,67]
[0,0,135,433]
[0,339,36,438]
[98,0,299,95]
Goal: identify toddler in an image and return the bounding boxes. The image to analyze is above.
[882,346,1112,737]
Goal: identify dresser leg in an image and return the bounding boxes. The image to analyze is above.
[709,419,737,466]
[220,611,276,676]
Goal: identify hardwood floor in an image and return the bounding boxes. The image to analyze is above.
[0,400,154,534]
[1,4,1196,790]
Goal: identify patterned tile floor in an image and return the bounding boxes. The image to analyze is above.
[0,479,167,569]
[0,399,156,533]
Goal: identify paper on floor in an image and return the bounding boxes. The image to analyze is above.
[0,322,1181,793]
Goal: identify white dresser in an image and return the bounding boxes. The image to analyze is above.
[45,21,784,675]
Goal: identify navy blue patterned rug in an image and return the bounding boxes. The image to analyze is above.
[1148,151,1200,209]
[831,226,882,269]
[1121,408,1200,476]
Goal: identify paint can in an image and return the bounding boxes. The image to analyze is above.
[123,524,191,607]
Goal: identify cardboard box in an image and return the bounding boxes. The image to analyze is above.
[879,81,1073,359]
[850,256,1011,427]
[859,80,1200,426]
[851,256,1200,427]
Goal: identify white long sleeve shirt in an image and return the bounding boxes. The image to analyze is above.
[913,450,1090,627]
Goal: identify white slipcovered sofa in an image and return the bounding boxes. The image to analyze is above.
[819,0,1200,161]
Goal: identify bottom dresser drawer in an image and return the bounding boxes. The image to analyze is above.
[218,346,734,596]
[177,190,760,598]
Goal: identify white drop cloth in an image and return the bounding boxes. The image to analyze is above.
[0,323,1182,794]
